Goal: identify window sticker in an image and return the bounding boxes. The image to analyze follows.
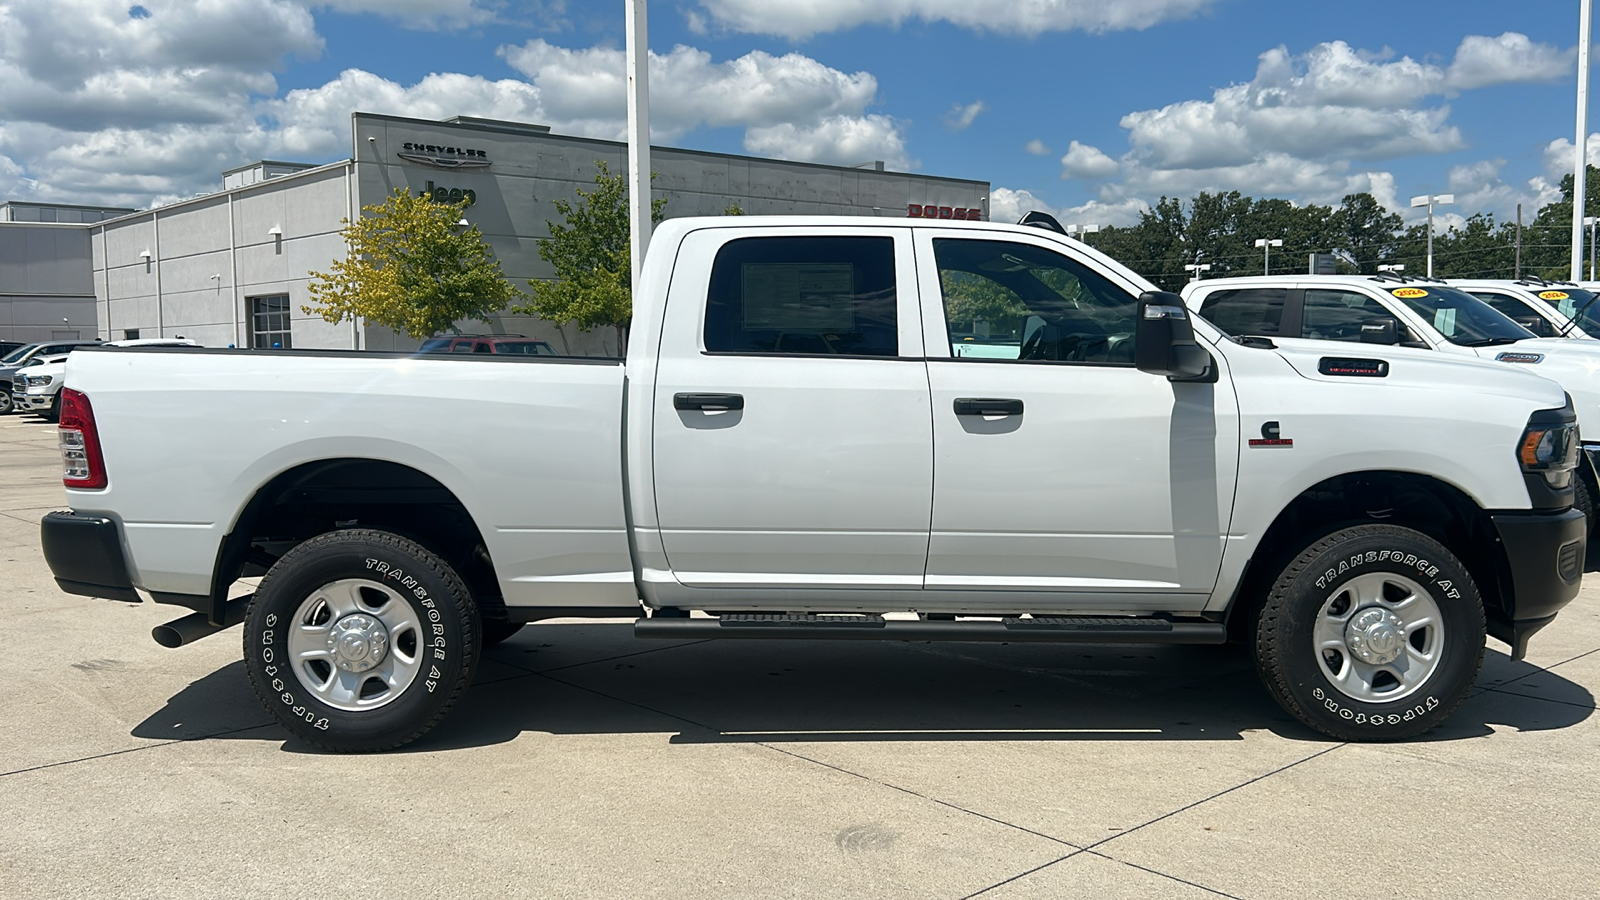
[1539,290,1570,301]
[1391,287,1428,299]
[740,263,857,331]
[1433,308,1458,335]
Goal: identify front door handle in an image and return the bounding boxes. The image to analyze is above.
[675,392,745,411]
[953,397,1024,416]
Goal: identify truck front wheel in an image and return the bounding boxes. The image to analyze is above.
[243,529,481,752]
[1253,524,1485,741]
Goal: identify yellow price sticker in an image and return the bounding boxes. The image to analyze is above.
[1539,290,1570,301]
[1391,287,1429,299]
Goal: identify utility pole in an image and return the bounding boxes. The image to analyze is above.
[1573,0,1592,282]
[1515,202,1523,279]
[625,0,651,298]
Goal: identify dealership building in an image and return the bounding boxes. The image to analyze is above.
[0,202,133,343]
[58,113,990,354]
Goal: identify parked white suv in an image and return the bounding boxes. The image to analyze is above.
[12,338,200,421]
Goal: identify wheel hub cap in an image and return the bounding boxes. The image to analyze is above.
[327,614,389,673]
[1345,607,1405,665]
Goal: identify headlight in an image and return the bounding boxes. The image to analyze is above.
[1519,400,1579,509]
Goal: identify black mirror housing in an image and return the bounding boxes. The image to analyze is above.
[1135,292,1213,381]
[1358,318,1400,345]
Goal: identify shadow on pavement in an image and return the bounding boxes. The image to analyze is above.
[131,622,1594,754]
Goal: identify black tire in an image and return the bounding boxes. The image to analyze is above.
[243,529,480,752]
[1254,524,1485,741]
[42,395,60,423]
[480,618,524,648]
[0,390,12,415]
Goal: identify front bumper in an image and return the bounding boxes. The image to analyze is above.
[1490,508,1585,658]
[40,510,139,603]
[12,390,55,412]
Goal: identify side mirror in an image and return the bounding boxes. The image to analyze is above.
[1358,318,1400,345]
[1135,292,1213,381]
[1513,316,1552,337]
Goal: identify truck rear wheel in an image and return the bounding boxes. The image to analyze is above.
[243,529,480,752]
[1253,524,1484,741]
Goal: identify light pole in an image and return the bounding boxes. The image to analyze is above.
[1410,193,1454,277]
[1066,223,1100,243]
[1587,216,1599,281]
[1573,0,1592,282]
[625,0,651,294]
[1377,263,1405,274]
[1254,238,1283,275]
[1183,262,1211,282]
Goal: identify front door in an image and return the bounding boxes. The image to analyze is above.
[915,231,1237,606]
[651,227,933,590]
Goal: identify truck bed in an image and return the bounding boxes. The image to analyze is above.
[64,347,635,609]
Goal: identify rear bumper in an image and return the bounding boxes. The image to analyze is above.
[40,510,139,602]
[1489,508,1585,658]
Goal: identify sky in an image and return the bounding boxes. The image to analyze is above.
[1,0,1596,231]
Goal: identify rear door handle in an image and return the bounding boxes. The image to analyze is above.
[674,392,745,411]
[953,397,1024,416]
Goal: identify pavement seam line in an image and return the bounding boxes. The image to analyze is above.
[1483,646,1600,690]
[0,721,279,779]
[1082,850,1246,899]
[1481,685,1596,711]
[531,669,1087,855]
[961,743,1347,898]
[958,851,1084,899]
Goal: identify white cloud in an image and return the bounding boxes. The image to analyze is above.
[1059,140,1118,179]
[1072,33,1573,222]
[1445,32,1573,91]
[500,40,909,165]
[1025,139,1050,155]
[744,115,911,169]
[989,187,1147,228]
[692,0,1217,40]
[297,0,493,29]
[944,101,986,131]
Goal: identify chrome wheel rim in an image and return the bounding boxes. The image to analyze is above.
[286,578,423,712]
[1313,571,1443,703]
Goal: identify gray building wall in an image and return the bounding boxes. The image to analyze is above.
[91,113,992,354]
[0,223,99,342]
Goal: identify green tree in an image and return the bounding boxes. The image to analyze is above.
[304,187,519,340]
[514,161,667,353]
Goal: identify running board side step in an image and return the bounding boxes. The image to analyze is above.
[634,614,1226,644]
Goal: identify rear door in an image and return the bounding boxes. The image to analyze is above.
[915,230,1238,605]
[651,226,933,590]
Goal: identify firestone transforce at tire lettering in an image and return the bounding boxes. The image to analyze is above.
[1253,524,1486,741]
[243,529,480,752]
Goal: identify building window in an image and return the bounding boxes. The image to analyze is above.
[250,295,293,349]
[123,329,139,340]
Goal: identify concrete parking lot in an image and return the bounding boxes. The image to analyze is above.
[1,414,1596,899]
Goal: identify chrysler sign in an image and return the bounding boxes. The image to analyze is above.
[396,142,491,170]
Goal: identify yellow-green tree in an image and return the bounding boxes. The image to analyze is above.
[515,161,665,354]
[305,188,520,340]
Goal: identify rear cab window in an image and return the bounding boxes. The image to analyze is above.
[1198,288,1286,337]
[703,235,899,356]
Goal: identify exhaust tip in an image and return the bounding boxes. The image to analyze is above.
[151,624,185,648]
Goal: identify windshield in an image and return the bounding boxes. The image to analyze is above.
[1,344,39,365]
[1383,284,1534,346]
[1534,287,1600,336]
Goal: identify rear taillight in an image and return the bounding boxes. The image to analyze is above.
[59,388,107,490]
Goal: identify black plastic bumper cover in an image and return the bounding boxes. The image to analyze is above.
[1490,508,1585,658]
[40,511,139,603]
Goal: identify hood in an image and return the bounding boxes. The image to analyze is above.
[1473,337,1600,436]
[1257,337,1568,406]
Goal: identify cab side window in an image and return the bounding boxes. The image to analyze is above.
[933,238,1139,364]
[1466,292,1553,337]
[704,236,898,356]
[1198,288,1285,336]
[1303,290,1402,342]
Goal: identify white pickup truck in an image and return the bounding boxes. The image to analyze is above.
[43,216,1585,751]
